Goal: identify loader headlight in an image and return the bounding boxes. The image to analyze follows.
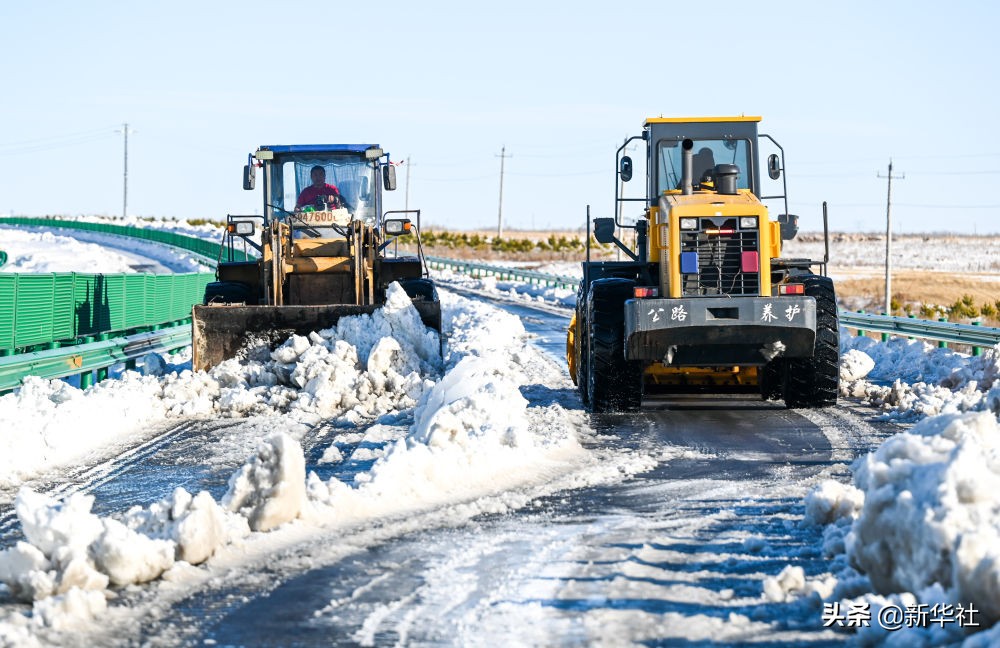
[228,221,255,236]
[739,217,758,229]
[680,218,698,230]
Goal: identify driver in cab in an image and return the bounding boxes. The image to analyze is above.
[296,165,344,211]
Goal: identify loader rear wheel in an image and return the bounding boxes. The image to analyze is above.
[783,275,839,408]
[586,278,642,413]
[203,281,255,306]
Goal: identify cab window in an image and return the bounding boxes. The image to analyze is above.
[657,139,752,194]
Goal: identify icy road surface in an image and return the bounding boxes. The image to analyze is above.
[126,399,892,647]
[0,288,900,646]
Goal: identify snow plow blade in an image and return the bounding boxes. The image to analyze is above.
[191,303,441,372]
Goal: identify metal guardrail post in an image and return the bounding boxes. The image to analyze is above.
[973,321,982,356]
[80,336,94,388]
[857,310,865,337]
[96,333,110,381]
[939,319,948,348]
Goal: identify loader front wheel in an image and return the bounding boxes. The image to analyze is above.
[203,281,255,306]
[398,278,442,333]
[586,278,642,413]
[574,283,590,405]
[398,278,438,304]
[783,275,839,408]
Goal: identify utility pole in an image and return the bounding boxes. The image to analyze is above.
[496,146,512,238]
[115,123,134,219]
[877,159,905,315]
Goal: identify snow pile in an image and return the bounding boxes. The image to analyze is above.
[0,283,441,488]
[849,411,1000,624]
[778,411,1000,643]
[0,483,251,633]
[0,485,250,601]
[222,433,306,532]
[304,292,590,519]
[839,333,1000,422]
[839,348,875,382]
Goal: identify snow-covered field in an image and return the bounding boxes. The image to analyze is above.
[0,227,212,274]
[784,233,1000,276]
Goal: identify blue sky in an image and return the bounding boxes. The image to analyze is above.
[1,1,998,233]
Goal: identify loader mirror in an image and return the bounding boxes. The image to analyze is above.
[243,164,256,190]
[778,213,799,240]
[359,176,371,201]
[593,217,617,244]
[767,154,781,180]
[384,218,412,236]
[619,156,633,182]
[383,164,397,191]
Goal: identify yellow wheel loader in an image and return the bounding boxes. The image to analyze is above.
[192,144,440,371]
[567,117,837,412]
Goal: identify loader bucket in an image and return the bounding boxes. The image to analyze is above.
[191,302,441,372]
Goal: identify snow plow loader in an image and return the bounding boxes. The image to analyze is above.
[192,144,440,371]
[567,116,838,412]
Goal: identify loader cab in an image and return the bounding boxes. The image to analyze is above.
[251,144,390,236]
[645,117,762,201]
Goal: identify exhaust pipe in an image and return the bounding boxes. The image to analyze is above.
[681,139,694,195]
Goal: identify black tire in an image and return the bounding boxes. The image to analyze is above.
[587,278,643,413]
[759,359,784,401]
[574,284,590,406]
[398,278,442,334]
[784,275,839,408]
[398,277,438,304]
[203,281,254,305]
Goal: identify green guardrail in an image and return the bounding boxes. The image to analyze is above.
[0,271,213,355]
[0,218,235,390]
[0,320,191,392]
[0,216,253,263]
[839,311,1000,355]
